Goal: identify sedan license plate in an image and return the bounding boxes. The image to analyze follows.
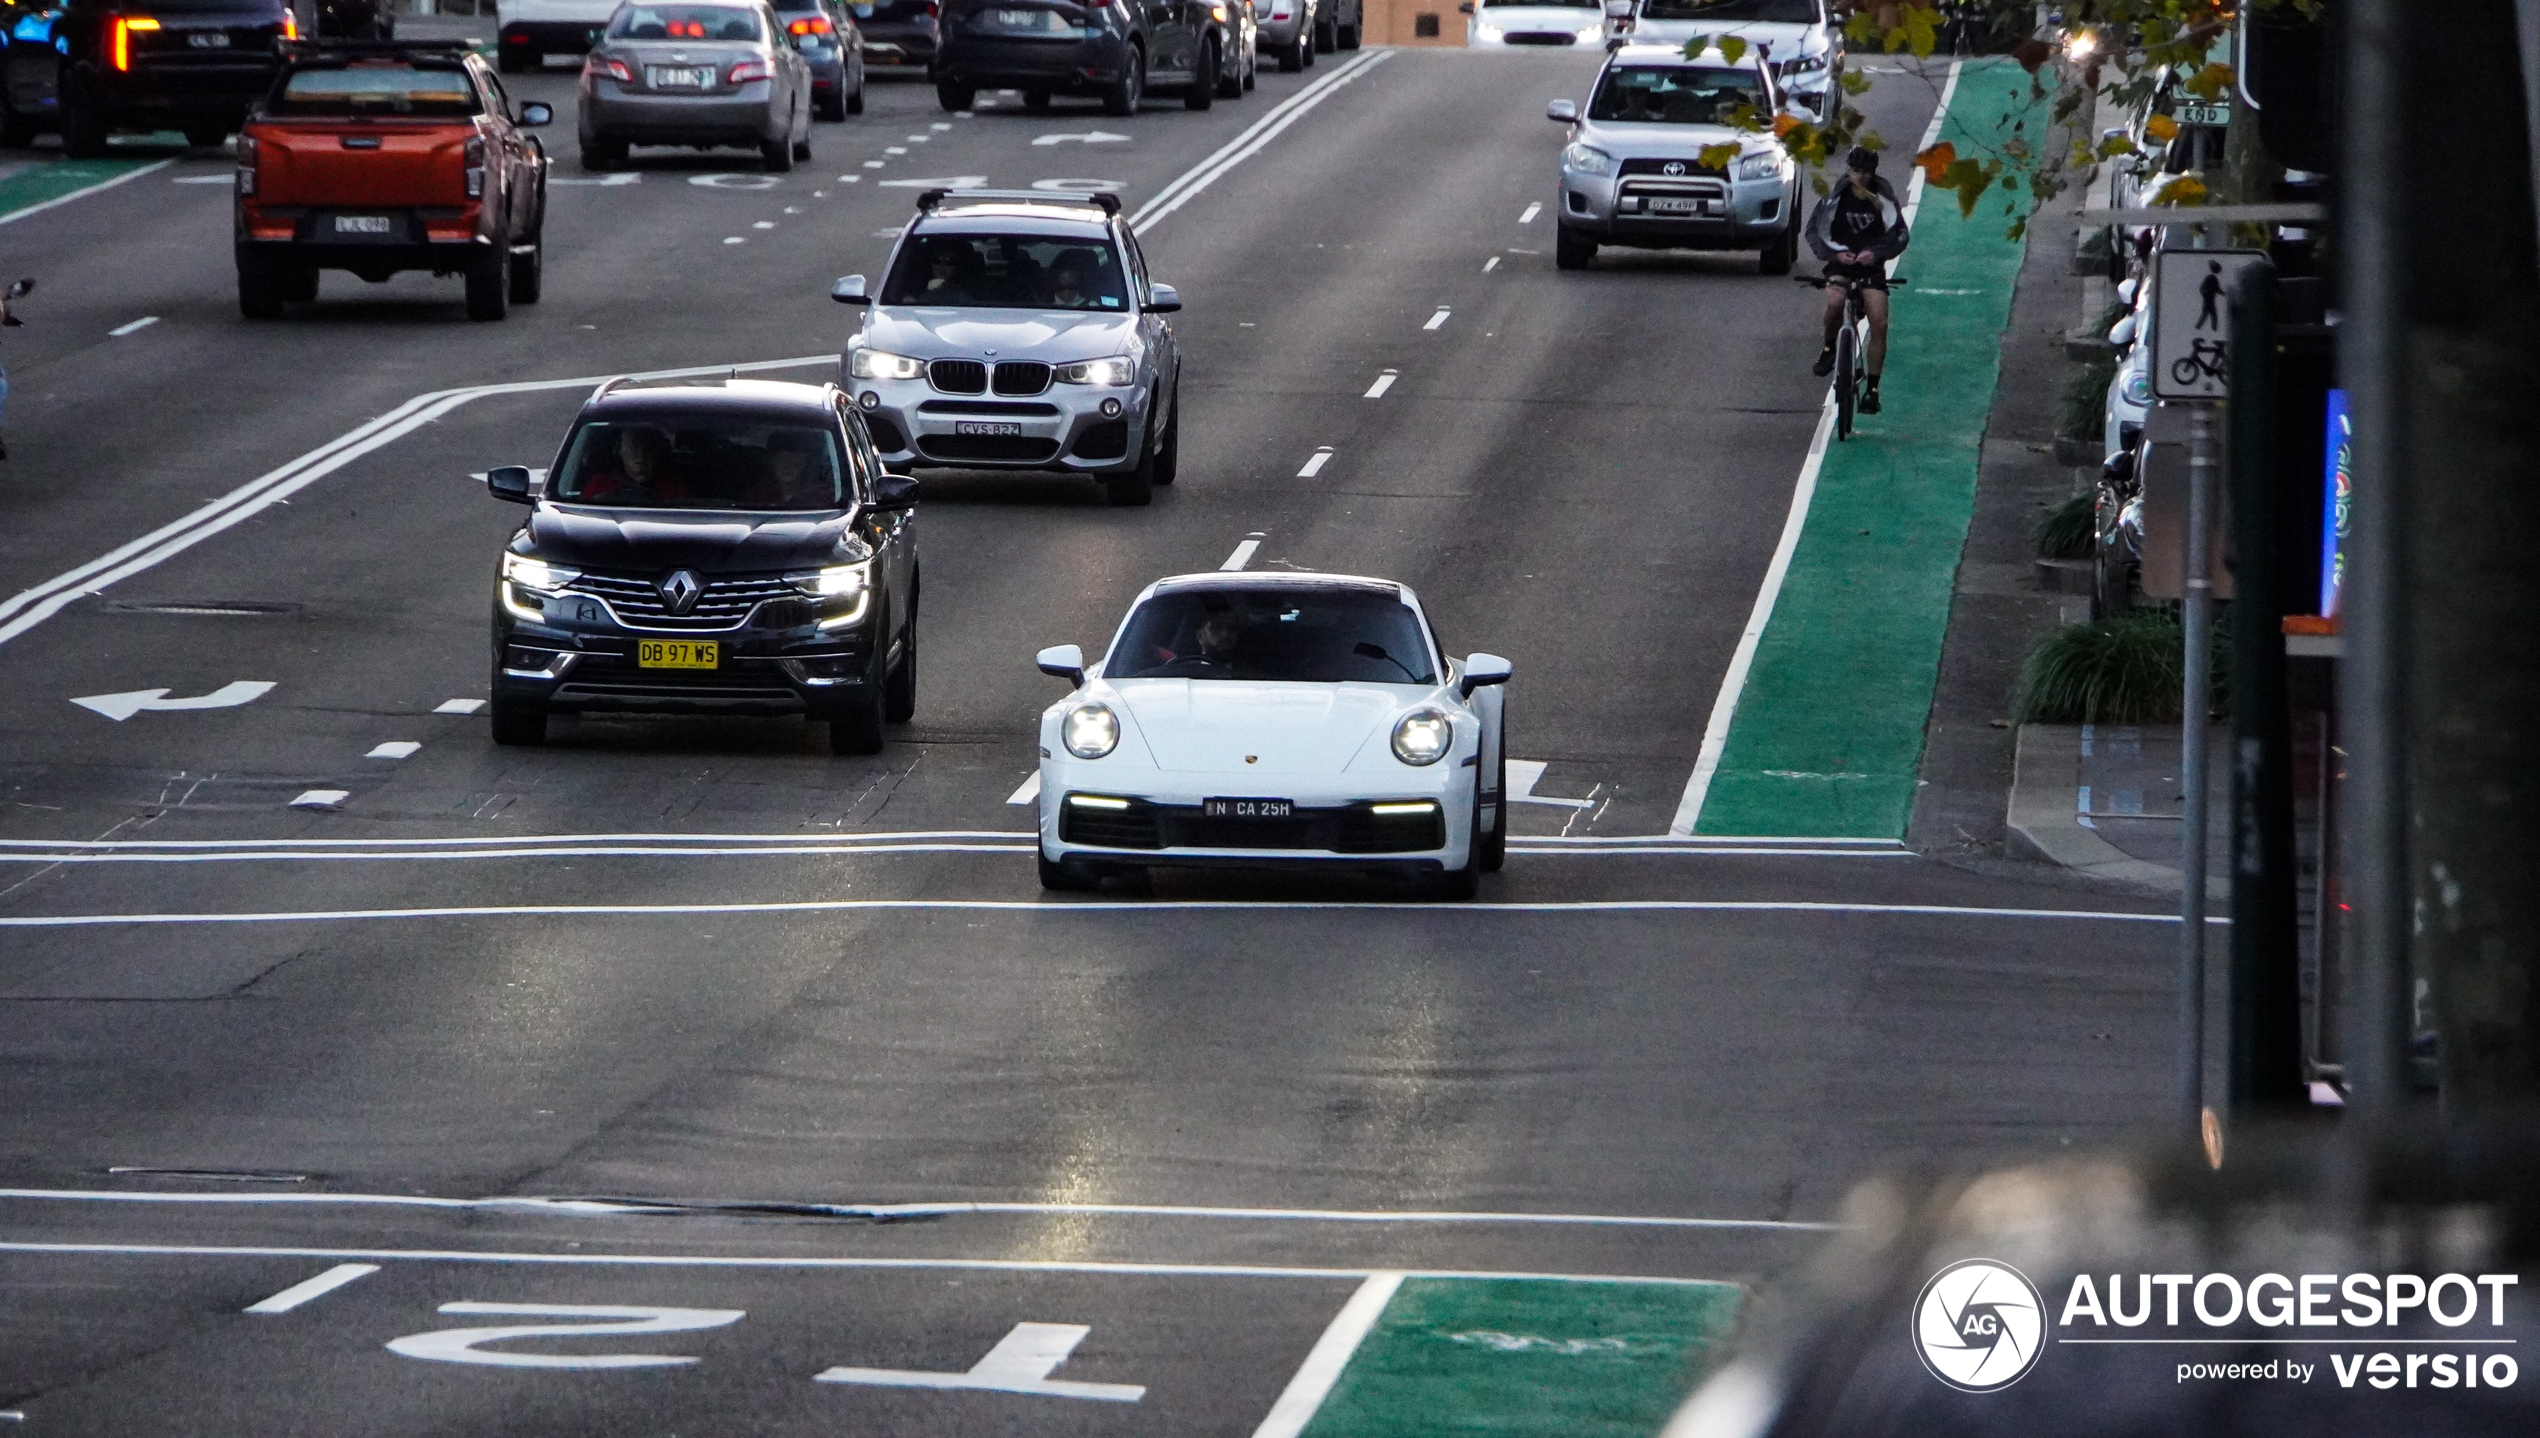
[648,65,715,89]
[1203,798,1294,820]
[332,214,393,235]
[637,640,719,669]
[1644,196,1709,215]
[954,420,1022,437]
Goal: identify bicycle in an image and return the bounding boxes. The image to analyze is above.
[1796,272,1907,441]
[2170,337,2227,387]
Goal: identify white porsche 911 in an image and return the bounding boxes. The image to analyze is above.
[1032,572,1512,896]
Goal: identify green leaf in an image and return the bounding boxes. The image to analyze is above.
[1717,34,1746,65]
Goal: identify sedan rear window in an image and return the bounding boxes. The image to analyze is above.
[1588,64,1761,124]
[881,233,1129,311]
[1108,590,1437,685]
[608,4,767,40]
[551,418,849,510]
[272,63,482,117]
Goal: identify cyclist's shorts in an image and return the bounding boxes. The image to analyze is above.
[1824,262,1889,290]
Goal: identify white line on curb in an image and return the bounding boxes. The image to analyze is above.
[1250,1273,1404,1438]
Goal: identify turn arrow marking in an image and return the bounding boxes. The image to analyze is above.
[1031,131,1131,147]
[72,681,276,722]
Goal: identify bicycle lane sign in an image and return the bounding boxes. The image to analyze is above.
[2150,249,2267,401]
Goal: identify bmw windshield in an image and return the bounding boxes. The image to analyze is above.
[1107,589,1438,684]
[880,233,1131,311]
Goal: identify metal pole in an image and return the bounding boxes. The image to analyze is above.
[2180,404,2217,1145]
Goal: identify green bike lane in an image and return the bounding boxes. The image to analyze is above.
[1685,58,2039,839]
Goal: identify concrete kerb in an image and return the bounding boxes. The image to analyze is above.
[2005,723,2214,895]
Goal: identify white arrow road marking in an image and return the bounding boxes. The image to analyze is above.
[1506,759,1593,809]
[817,1322,1144,1402]
[72,680,275,722]
[1006,773,1042,806]
[1032,130,1132,146]
[245,1263,378,1314]
[388,1303,745,1369]
[879,174,988,188]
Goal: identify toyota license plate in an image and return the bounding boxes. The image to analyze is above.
[332,214,393,235]
[1203,798,1293,820]
[1645,197,1708,215]
[637,640,719,669]
[649,65,714,88]
[954,421,1022,436]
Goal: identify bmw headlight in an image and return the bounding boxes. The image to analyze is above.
[2122,367,2152,406]
[848,347,925,381]
[1474,21,1501,39]
[1063,702,1120,759]
[1053,356,1137,386]
[501,552,579,593]
[1561,143,1614,176]
[1390,708,1452,766]
[1734,150,1783,182]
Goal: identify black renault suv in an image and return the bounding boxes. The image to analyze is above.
[485,377,921,755]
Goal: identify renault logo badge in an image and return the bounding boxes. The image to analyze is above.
[1663,161,1687,176]
[658,569,704,615]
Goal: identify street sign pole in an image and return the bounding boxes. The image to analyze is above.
[2181,403,2217,1154]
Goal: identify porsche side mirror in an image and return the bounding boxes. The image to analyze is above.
[871,472,919,510]
[1459,652,1512,698]
[1546,98,1576,123]
[1145,282,1181,313]
[1037,644,1086,686]
[831,273,869,304]
[487,465,534,503]
[518,101,553,126]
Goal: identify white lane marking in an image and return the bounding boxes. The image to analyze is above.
[0,840,1911,865]
[0,1187,1838,1231]
[288,790,349,811]
[1899,58,1963,229]
[1362,370,1396,398]
[366,741,421,760]
[905,133,930,141]
[1031,130,1131,146]
[723,236,746,244]
[71,680,275,722]
[173,174,236,184]
[0,827,1900,853]
[433,699,485,715]
[0,899,2232,928]
[244,1262,379,1313]
[885,146,908,154]
[931,122,953,130]
[1518,201,1541,223]
[752,220,775,229]
[879,174,987,189]
[0,355,831,650]
[1505,759,1591,809]
[1483,255,1500,272]
[387,1303,744,1369]
[1006,773,1043,806]
[862,159,886,168]
[1296,448,1334,477]
[955,110,975,118]
[0,159,174,228]
[548,172,642,186]
[108,316,160,337]
[819,1322,1144,1402]
[1423,307,1450,331]
[835,173,862,182]
[1033,177,1126,192]
[1220,534,1263,570]
[1127,49,1390,235]
[1251,1273,1403,1438]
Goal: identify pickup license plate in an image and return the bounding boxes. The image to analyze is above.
[1644,196,1709,215]
[648,65,715,88]
[954,421,1022,436]
[637,640,719,669]
[1203,798,1293,820]
[332,214,393,235]
[188,31,230,47]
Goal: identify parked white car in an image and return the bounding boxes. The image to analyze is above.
[1033,573,1510,897]
[1619,0,1841,116]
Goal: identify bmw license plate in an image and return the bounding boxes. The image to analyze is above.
[637,640,719,669]
[1203,798,1293,820]
[649,66,715,88]
[1645,196,1708,215]
[332,214,393,235]
[954,421,1022,436]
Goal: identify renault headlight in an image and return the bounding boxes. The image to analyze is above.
[1391,708,1452,766]
[790,560,873,627]
[1561,143,1613,176]
[1734,150,1782,182]
[848,347,925,380]
[1054,356,1137,386]
[1063,702,1120,759]
[501,553,579,593]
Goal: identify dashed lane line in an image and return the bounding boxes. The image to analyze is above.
[1362,370,1396,398]
[108,315,159,337]
[1518,201,1541,223]
[1297,447,1334,477]
[1424,307,1450,330]
[1221,533,1263,570]
[243,1262,379,1314]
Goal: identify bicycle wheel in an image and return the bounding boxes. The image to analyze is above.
[1834,324,1857,441]
[2171,356,2203,387]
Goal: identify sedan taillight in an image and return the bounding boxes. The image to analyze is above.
[463,134,486,198]
[787,15,832,34]
[727,57,772,83]
[585,52,634,83]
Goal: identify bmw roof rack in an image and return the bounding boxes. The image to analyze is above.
[912,187,1121,217]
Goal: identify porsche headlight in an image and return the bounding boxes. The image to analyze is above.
[1063,702,1120,759]
[1734,150,1782,182]
[848,347,925,381]
[2122,368,2152,406]
[1562,143,1614,176]
[501,553,579,593]
[1391,708,1452,766]
[1054,356,1138,386]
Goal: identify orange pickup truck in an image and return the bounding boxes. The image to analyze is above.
[234,42,551,321]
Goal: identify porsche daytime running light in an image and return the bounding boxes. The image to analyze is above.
[849,347,925,381]
[501,553,579,593]
[1734,150,1782,181]
[1562,143,1614,176]
[1054,356,1137,386]
[1391,708,1452,766]
[1063,702,1120,759]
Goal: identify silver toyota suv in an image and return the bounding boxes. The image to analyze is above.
[1546,42,1802,273]
[830,189,1185,507]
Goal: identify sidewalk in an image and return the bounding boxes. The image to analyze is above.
[2004,722,2232,896]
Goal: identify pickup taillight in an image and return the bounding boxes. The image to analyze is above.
[463,135,486,198]
[727,57,772,84]
[235,131,256,195]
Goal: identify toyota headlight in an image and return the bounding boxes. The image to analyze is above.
[1785,51,1827,75]
[1734,150,1782,182]
[1054,356,1138,386]
[1561,143,1614,176]
[1063,702,1120,759]
[501,553,579,593]
[848,347,925,381]
[1391,708,1452,766]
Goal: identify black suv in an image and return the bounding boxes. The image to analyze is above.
[934,0,1234,114]
[485,378,922,755]
[0,0,371,154]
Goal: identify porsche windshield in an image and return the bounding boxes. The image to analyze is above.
[1588,65,1762,124]
[1638,0,1818,20]
[550,417,849,510]
[1108,590,1437,685]
[880,233,1131,311]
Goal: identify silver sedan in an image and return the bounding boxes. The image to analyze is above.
[578,0,814,172]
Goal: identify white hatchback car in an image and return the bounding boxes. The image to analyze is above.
[1033,573,1511,896]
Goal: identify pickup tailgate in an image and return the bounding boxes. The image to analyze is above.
[247,121,474,207]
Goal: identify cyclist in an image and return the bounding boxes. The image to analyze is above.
[1805,145,1911,414]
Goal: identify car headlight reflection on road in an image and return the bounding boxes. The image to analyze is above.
[1054,356,1137,386]
[1562,143,1614,176]
[501,553,579,593]
[1063,702,1120,759]
[1391,708,1451,766]
[848,347,926,381]
[1734,150,1783,182]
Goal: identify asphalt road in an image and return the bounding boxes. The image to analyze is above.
[0,50,2189,1433]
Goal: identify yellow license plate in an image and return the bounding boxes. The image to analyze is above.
[637,640,719,669]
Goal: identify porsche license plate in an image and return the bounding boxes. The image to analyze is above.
[1203,798,1293,820]
[954,421,1022,437]
[332,214,393,235]
[637,640,719,669]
